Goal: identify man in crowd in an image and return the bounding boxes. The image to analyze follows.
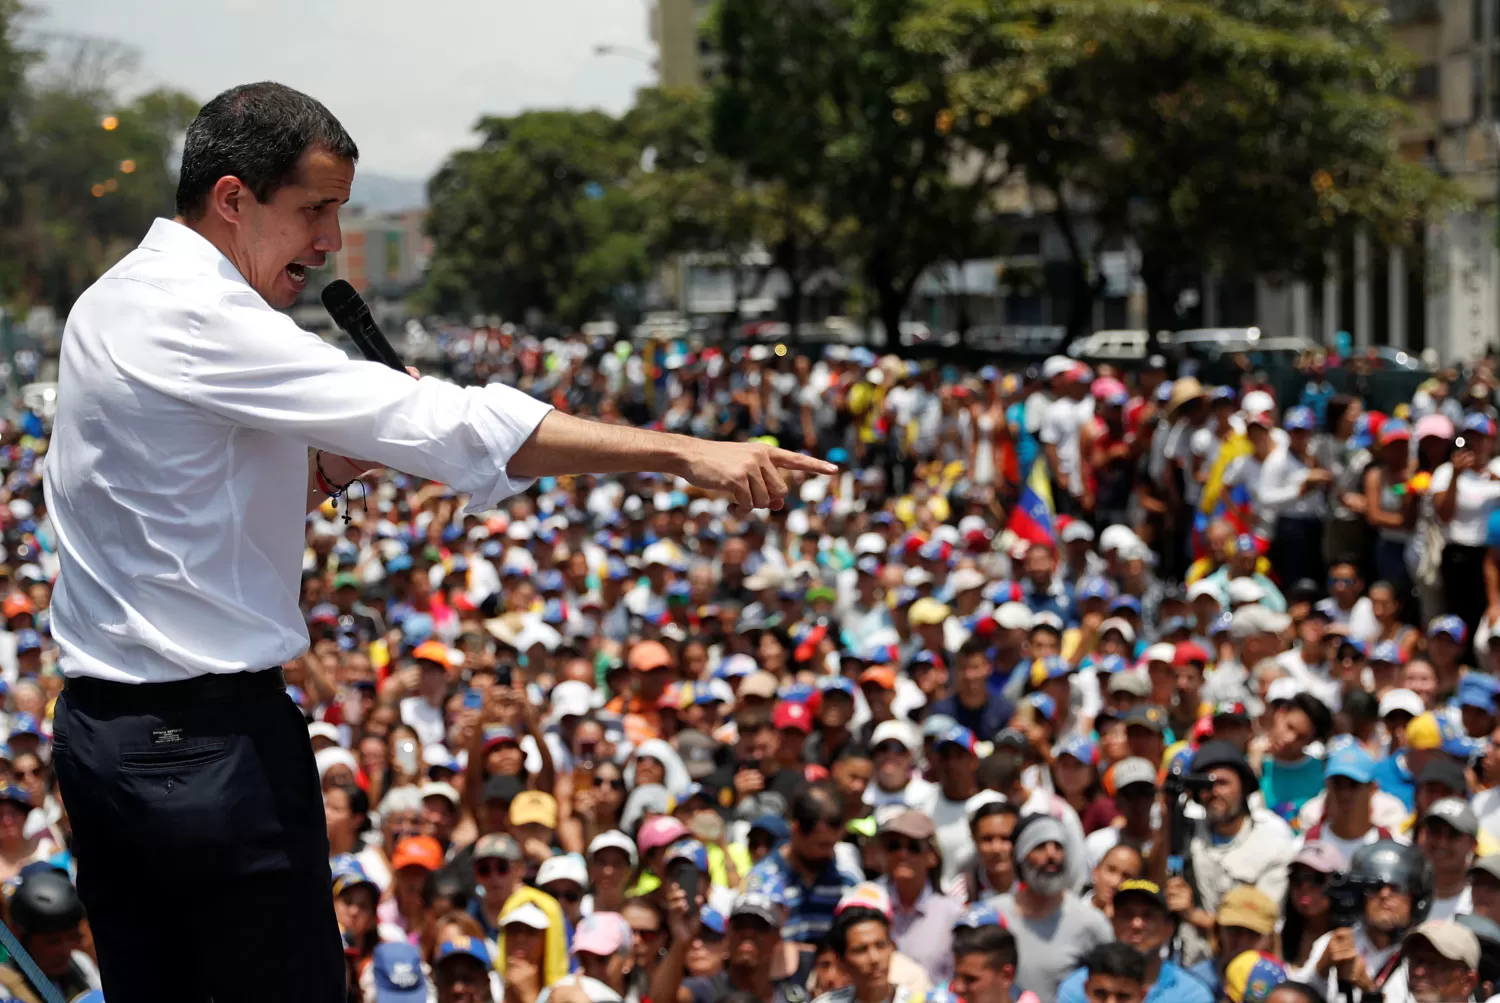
[994,815,1112,1003]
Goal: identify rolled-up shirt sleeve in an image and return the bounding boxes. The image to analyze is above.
[130,289,552,510]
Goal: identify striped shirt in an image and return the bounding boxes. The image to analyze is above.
[744,846,863,944]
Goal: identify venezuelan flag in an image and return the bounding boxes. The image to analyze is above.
[1007,458,1056,546]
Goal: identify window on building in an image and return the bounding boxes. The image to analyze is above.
[1411,63,1439,101]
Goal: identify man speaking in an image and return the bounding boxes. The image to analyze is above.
[43,81,830,1002]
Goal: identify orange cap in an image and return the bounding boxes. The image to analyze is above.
[2,594,32,619]
[859,667,897,691]
[627,640,673,673]
[412,640,450,666]
[391,835,443,872]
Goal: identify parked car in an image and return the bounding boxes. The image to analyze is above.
[1068,329,1150,361]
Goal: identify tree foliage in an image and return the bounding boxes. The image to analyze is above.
[712,0,1014,343]
[0,15,200,316]
[903,0,1456,329]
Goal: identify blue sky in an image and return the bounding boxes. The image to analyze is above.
[37,0,658,179]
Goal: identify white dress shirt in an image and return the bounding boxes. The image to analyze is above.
[46,219,553,683]
[1257,446,1328,521]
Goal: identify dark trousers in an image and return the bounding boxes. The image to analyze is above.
[1441,542,1489,654]
[52,671,343,1003]
[1271,514,1325,588]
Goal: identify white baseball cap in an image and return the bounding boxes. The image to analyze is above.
[550,680,596,719]
[588,830,638,867]
[308,722,341,745]
[948,568,987,594]
[1143,643,1177,665]
[536,853,589,890]
[500,902,552,931]
[994,602,1035,631]
[870,720,920,755]
[1378,688,1425,719]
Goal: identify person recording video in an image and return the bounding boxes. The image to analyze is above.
[1290,840,1431,1002]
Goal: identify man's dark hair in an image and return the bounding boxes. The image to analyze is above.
[176,81,358,218]
[976,753,1024,794]
[834,743,872,764]
[1082,942,1146,982]
[958,636,992,662]
[790,781,843,834]
[826,906,889,957]
[1268,982,1329,1003]
[969,798,1020,832]
[952,924,1017,972]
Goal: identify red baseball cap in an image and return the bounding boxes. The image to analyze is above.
[772,701,812,734]
[1173,641,1211,667]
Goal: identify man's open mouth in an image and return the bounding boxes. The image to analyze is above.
[286,262,308,282]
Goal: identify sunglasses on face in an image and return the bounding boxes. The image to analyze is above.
[549,887,583,903]
[594,777,625,791]
[1291,868,1330,889]
[882,836,925,854]
[475,859,512,877]
[1330,577,1356,587]
[14,768,41,780]
[632,926,663,940]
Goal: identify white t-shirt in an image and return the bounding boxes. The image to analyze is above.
[1428,459,1500,547]
[399,696,447,747]
[865,775,937,811]
[1295,925,1403,1002]
[1428,884,1473,921]
[1040,398,1088,494]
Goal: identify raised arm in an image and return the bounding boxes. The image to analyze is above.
[509,411,836,510]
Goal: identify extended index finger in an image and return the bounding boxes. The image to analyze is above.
[769,448,838,475]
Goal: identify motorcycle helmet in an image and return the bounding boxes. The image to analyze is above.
[1348,839,1433,929]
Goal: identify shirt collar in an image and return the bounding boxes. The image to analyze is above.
[138,217,250,286]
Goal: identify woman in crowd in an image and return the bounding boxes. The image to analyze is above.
[1280,843,1339,969]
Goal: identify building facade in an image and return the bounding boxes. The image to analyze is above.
[326,208,432,299]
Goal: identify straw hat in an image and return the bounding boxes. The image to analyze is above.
[1166,377,1208,415]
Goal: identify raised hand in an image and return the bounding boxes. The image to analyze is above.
[677,439,837,511]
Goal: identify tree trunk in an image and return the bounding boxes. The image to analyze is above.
[1140,249,1174,353]
[1052,190,1097,338]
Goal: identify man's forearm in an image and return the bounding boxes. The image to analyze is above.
[509,411,689,479]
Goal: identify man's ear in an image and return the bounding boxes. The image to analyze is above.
[210,175,247,224]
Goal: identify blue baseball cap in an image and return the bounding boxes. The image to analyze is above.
[8,713,40,739]
[0,784,30,809]
[1091,653,1129,675]
[385,554,414,573]
[1465,412,1497,437]
[372,941,428,1003]
[1076,578,1114,603]
[1458,674,1500,713]
[536,570,566,593]
[434,936,491,969]
[1054,735,1097,765]
[818,676,856,700]
[936,724,979,755]
[953,903,1003,930]
[699,906,727,936]
[665,838,710,873]
[1024,692,1058,721]
[1110,595,1143,616]
[13,629,39,654]
[1324,744,1376,784]
[1284,407,1316,432]
[1370,640,1404,665]
[1429,615,1468,643]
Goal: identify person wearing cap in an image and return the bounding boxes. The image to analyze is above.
[538,853,589,930]
[499,899,559,1003]
[431,935,495,1003]
[863,720,933,812]
[384,834,445,942]
[1298,743,1394,862]
[993,814,1112,1003]
[873,809,964,982]
[1176,742,1297,935]
[1400,918,1482,1003]
[1258,406,1332,590]
[536,912,634,1003]
[655,889,805,1003]
[925,638,1016,749]
[1417,797,1480,920]
[1055,878,1214,1003]
[1459,672,1500,740]
[465,832,525,940]
[914,724,985,888]
[1472,855,1500,926]
[365,940,431,1003]
[604,640,676,744]
[331,857,382,979]
[1085,758,1158,870]
[397,639,456,747]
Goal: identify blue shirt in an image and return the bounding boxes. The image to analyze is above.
[743,846,863,944]
[1259,756,1326,823]
[927,691,1016,744]
[1056,959,1214,1003]
[1371,751,1415,811]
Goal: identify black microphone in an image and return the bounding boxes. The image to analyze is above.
[321,279,406,372]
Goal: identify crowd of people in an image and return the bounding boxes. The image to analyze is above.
[0,329,1498,1003]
